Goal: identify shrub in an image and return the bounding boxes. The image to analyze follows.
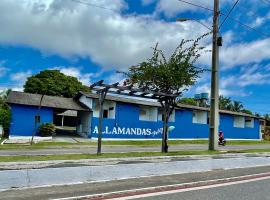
[263,126,270,141]
[0,105,11,138]
[39,123,56,137]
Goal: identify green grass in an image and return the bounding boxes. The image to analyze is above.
[0,150,220,162]
[227,140,270,145]
[227,148,270,154]
[1,148,270,162]
[0,139,269,150]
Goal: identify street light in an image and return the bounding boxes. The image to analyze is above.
[176,18,212,31]
[177,10,222,151]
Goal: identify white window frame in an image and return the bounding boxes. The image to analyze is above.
[233,116,245,128]
[92,99,116,119]
[245,117,254,128]
[192,110,207,124]
[139,106,157,122]
[158,108,175,122]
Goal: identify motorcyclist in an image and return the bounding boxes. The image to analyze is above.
[218,131,225,145]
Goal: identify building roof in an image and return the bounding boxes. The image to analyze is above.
[77,91,261,119]
[7,91,90,111]
[57,110,77,117]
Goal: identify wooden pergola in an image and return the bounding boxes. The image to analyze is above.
[90,80,180,154]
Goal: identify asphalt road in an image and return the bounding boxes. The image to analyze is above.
[136,178,270,200]
[1,166,270,200]
[0,144,270,156]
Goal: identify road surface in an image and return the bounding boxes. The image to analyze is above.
[1,166,270,200]
[133,177,270,200]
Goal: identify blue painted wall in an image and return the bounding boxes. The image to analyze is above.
[90,102,261,140]
[10,104,53,136]
[220,114,260,139]
[91,103,164,139]
[9,101,260,139]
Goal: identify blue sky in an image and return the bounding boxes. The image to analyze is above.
[0,0,270,114]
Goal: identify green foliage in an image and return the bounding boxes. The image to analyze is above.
[263,126,270,141]
[124,35,209,153]
[24,70,90,98]
[241,109,253,115]
[0,90,11,137]
[219,95,252,114]
[125,35,209,95]
[39,123,56,137]
[264,114,270,126]
[178,98,197,106]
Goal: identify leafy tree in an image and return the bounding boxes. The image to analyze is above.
[241,109,253,115]
[0,90,11,138]
[178,98,197,106]
[124,35,208,153]
[219,96,233,110]
[232,101,244,112]
[264,114,270,126]
[24,70,90,98]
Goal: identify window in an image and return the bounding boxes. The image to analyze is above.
[139,106,157,122]
[158,108,175,122]
[192,110,207,124]
[93,99,116,119]
[245,117,254,128]
[103,110,108,118]
[35,115,40,123]
[234,116,245,128]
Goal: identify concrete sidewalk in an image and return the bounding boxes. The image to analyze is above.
[0,154,270,192]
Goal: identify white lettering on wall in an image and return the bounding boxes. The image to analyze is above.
[92,126,162,136]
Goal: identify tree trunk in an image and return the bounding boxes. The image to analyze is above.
[97,91,106,155]
[161,101,170,153]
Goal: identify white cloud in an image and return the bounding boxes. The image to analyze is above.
[0,0,209,72]
[0,67,9,78]
[106,73,125,84]
[220,38,270,69]
[54,66,95,86]
[154,0,230,18]
[10,70,32,82]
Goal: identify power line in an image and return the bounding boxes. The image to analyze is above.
[260,0,270,6]
[219,11,270,38]
[178,0,270,38]
[219,0,240,28]
[70,0,117,12]
[177,0,214,12]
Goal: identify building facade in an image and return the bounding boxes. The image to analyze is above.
[7,91,263,140]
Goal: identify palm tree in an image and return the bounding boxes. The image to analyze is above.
[232,101,244,112]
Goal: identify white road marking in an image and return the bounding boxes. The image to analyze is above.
[52,172,270,200]
[112,176,270,200]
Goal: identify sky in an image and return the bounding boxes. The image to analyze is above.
[0,0,270,114]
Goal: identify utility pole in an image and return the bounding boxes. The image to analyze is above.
[209,0,220,150]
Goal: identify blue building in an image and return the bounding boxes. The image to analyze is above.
[7,91,263,140]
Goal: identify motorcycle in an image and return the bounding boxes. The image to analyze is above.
[218,138,226,146]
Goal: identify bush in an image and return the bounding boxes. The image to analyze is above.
[0,105,11,138]
[262,126,270,141]
[39,123,56,137]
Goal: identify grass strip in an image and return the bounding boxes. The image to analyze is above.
[0,139,269,150]
[1,148,270,162]
[0,150,220,162]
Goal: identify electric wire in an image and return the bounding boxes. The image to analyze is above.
[219,0,240,28]
[219,11,270,37]
[177,0,214,12]
[178,0,270,38]
[260,0,270,6]
[71,0,117,12]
